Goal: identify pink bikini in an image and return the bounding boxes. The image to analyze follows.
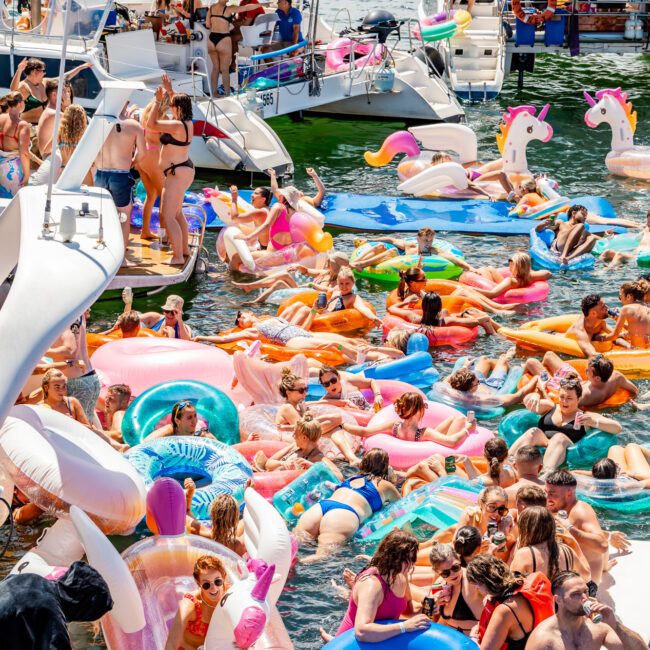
[269,205,291,250]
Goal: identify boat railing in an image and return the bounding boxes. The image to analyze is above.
[328,8,353,38]
[500,0,649,44]
[235,34,394,113]
[403,16,456,102]
[183,201,207,254]
[189,54,249,152]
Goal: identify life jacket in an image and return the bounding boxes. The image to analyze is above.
[478,572,554,650]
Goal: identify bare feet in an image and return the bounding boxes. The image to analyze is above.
[169,257,185,266]
[319,627,333,643]
[140,231,159,240]
[253,450,268,472]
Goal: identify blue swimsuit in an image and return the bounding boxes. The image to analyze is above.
[319,475,384,522]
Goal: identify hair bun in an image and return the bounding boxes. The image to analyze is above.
[280,366,292,377]
[302,412,314,422]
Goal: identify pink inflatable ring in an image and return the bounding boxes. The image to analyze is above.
[382,314,478,347]
[362,401,495,470]
[459,268,550,305]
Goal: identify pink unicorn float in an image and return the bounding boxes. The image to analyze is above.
[364,105,553,199]
[584,87,650,180]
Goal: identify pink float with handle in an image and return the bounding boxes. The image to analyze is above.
[459,268,550,304]
[325,38,385,73]
[362,401,495,470]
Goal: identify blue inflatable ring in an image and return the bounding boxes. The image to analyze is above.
[126,436,252,520]
[122,380,239,447]
[323,620,477,650]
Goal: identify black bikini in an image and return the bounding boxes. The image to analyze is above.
[537,407,586,445]
[439,587,476,623]
[160,121,194,177]
[208,6,234,45]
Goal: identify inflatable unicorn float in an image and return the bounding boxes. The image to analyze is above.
[584,87,650,180]
[208,187,333,274]
[364,104,553,199]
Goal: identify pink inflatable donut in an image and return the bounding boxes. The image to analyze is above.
[92,337,251,406]
[382,314,478,347]
[459,268,549,305]
[325,38,385,73]
[363,401,495,470]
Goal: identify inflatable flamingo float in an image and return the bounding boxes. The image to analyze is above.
[584,88,650,180]
[364,104,553,198]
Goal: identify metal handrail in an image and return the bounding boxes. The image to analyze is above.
[189,54,248,152]
[329,8,353,37]
[182,201,207,254]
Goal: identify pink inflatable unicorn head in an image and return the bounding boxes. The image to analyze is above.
[206,561,277,648]
[584,88,637,153]
[496,104,553,174]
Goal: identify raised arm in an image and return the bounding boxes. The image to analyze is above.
[63,62,92,82]
[10,58,27,91]
[306,167,325,206]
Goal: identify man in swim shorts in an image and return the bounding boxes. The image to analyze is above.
[140,294,193,339]
[94,104,146,266]
[524,351,637,407]
[445,350,540,408]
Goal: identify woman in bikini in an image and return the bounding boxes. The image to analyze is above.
[10,57,90,125]
[137,90,170,239]
[343,391,473,446]
[295,448,401,561]
[165,555,226,650]
[0,92,30,197]
[146,86,194,266]
[207,0,261,96]
[38,369,89,425]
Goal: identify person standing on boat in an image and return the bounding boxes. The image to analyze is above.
[146,87,195,266]
[10,57,91,125]
[94,103,146,267]
[0,92,31,198]
[36,79,72,159]
[206,0,262,96]
[141,294,194,339]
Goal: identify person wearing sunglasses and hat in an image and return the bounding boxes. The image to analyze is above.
[141,294,193,340]
[165,555,227,650]
[149,400,216,440]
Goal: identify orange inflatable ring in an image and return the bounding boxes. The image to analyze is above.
[385,279,485,311]
[87,328,160,356]
[277,289,376,334]
[215,324,347,366]
[518,359,632,409]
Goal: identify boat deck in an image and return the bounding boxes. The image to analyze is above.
[109,229,202,289]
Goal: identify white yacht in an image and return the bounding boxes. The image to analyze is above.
[418,0,506,101]
[0,0,293,175]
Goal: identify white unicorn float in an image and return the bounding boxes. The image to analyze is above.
[364,104,553,199]
[584,87,650,180]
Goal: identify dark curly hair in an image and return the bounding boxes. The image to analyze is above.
[171,92,193,122]
[362,529,418,588]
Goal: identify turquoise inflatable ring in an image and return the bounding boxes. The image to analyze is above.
[126,436,252,520]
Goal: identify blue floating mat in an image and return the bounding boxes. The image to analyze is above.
[233,190,619,235]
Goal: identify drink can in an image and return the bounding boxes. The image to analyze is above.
[422,596,436,618]
[573,411,583,430]
[467,410,475,424]
[430,581,446,594]
[557,510,568,519]
[492,531,507,549]
[583,601,602,624]
[441,584,452,600]
[445,456,456,473]
[316,292,327,309]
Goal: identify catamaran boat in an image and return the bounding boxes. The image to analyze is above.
[0,0,294,175]
[417,0,506,101]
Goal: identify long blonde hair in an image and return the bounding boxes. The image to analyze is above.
[58,104,87,163]
[141,94,170,127]
[509,252,532,286]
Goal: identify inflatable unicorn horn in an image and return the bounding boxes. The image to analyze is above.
[584,88,650,180]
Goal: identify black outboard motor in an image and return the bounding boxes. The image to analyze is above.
[358,9,401,44]
[414,45,445,77]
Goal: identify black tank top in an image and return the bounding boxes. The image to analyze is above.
[537,406,586,444]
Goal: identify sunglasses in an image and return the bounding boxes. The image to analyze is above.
[175,400,193,414]
[163,309,175,314]
[485,504,508,515]
[439,563,462,579]
[321,377,339,388]
[289,386,307,394]
[201,578,224,590]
